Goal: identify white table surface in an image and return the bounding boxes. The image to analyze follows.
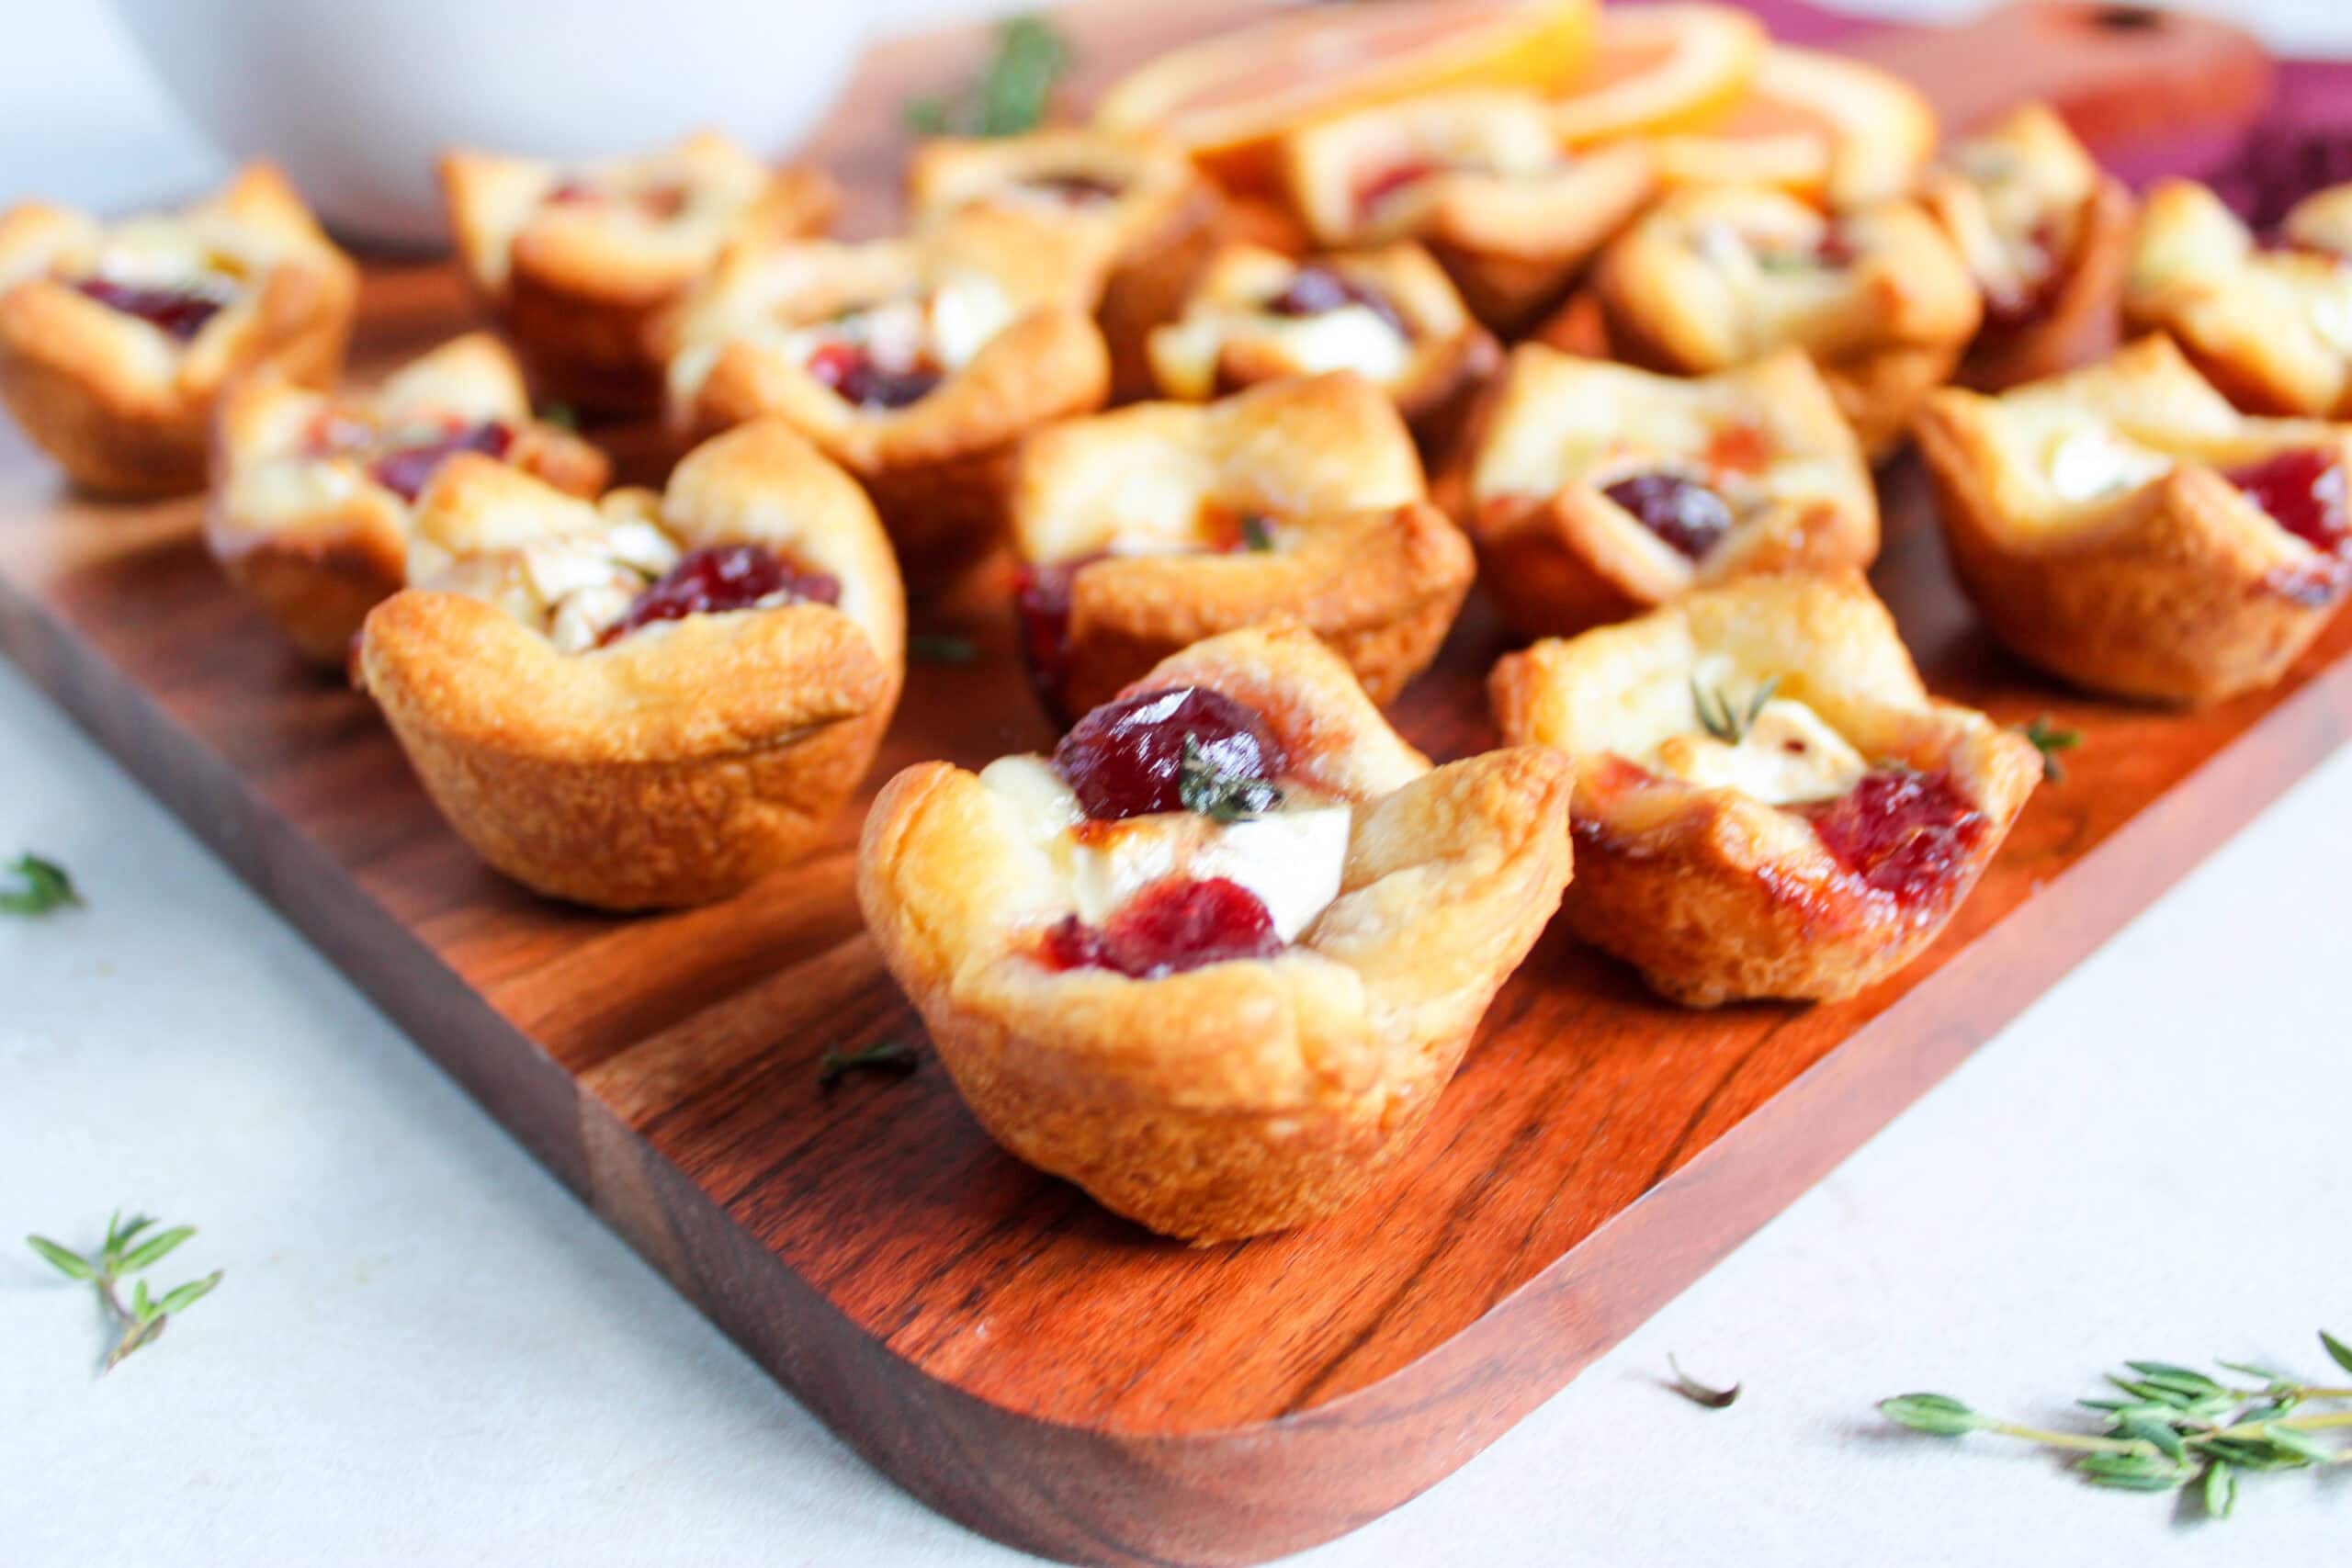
[5,4,2349,1563]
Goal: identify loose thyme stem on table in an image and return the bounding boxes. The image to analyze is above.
[26,1211,222,1372]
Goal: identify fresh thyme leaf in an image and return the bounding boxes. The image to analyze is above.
[908,632,979,666]
[1177,734,1283,824]
[27,1214,222,1373]
[1691,674,1778,745]
[905,15,1071,139]
[818,1038,921,1087]
[2016,714,2082,783]
[1667,1353,1740,1409]
[539,401,581,434]
[1878,1393,1983,1437]
[26,1235,94,1280]
[2,852,80,915]
[1880,1338,2352,1519]
[2323,1329,2352,1378]
[1238,514,1277,553]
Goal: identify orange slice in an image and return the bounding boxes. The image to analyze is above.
[1092,0,1598,190]
[1549,3,1767,145]
[1648,44,1939,207]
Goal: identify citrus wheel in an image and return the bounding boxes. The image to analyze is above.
[1548,3,1766,145]
[1648,44,1939,207]
[1092,0,1598,191]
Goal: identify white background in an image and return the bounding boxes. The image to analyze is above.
[4,3,2348,1563]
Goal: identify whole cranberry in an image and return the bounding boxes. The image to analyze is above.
[1052,686,1286,820]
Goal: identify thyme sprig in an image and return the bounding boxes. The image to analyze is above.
[2,852,79,915]
[818,1038,921,1087]
[2016,714,2083,783]
[1177,734,1283,824]
[905,16,1072,138]
[1880,1332,2352,1517]
[26,1212,222,1372]
[1692,674,1779,745]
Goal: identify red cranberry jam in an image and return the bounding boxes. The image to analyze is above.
[808,342,944,410]
[74,278,225,342]
[597,543,840,646]
[1980,219,2067,333]
[368,421,514,503]
[1012,553,1102,724]
[1040,876,1284,978]
[1053,686,1286,821]
[2228,448,2349,555]
[1263,265,1408,337]
[1022,172,1124,207]
[1603,472,1734,559]
[547,178,687,220]
[1798,766,1984,903]
[1352,159,1442,216]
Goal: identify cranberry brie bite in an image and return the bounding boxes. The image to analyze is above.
[665,209,1110,581]
[1914,336,2352,705]
[1492,572,2038,1008]
[1579,185,1981,460]
[207,333,608,666]
[858,621,1573,1241]
[906,128,1226,405]
[1144,242,1499,448]
[358,419,904,909]
[1921,103,2132,391]
[0,164,357,496]
[1011,372,1472,721]
[441,132,834,414]
[1448,344,1875,637]
[1279,90,1655,333]
[2123,177,2352,419]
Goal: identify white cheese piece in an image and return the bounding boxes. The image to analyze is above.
[602,517,682,578]
[2306,286,2352,357]
[2043,424,2170,503]
[1649,697,1868,807]
[979,756,1089,852]
[521,536,635,607]
[1259,304,1412,386]
[927,273,1016,368]
[548,583,638,654]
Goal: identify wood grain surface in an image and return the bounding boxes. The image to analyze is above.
[0,5,2336,1565]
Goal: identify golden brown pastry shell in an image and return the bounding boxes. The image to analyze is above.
[1442,345,1877,639]
[856,622,1574,1241]
[1490,572,2040,1007]
[1951,176,2135,393]
[206,334,610,666]
[1914,352,2351,705]
[358,420,905,908]
[0,164,357,496]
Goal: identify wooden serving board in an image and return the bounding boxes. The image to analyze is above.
[2,5,2345,1564]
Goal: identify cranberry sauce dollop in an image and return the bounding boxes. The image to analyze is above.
[1011,553,1102,725]
[1797,766,1985,903]
[596,543,840,647]
[546,178,688,220]
[368,421,514,503]
[2228,447,2350,555]
[1980,219,2067,333]
[1602,472,1734,559]
[74,278,225,342]
[1022,172,1124,207]
[1052,686,1287,821]
[807,342,944,410]
[1039,876,1285,978]
[1263,264,1409,337]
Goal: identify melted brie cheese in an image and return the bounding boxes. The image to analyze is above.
[2043,424,2171,503]
[1647,695,1867,807]
[978,756,1351,943]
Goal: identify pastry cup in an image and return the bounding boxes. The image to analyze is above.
[0,163,357,496]
[666,208,1110,584]
[2122,176,2352,418]
[1920,102,2133,392]
[1491,571,2040,1008]
[857,621,1575,1242]
[207,332,609,666]
[1145,242,1499,451]
[1278,90,1656,333]
[1584,185,1982,460]
[358,419,905,909]
[1010,372,1470,718]
[441,132,835,415]
[1914,336,2352,705]
[1443,344,1876,638]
